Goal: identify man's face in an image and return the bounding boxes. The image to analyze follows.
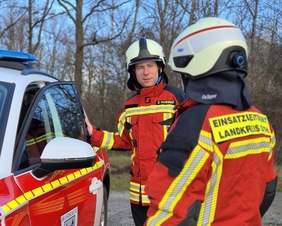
[134,61,161,88]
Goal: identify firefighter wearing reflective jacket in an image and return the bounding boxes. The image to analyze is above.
[85,38,185,226]
[144,17,277,226]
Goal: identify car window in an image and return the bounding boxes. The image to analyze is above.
[0,82,14,155]
[19,83,85,169]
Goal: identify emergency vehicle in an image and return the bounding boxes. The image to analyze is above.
[0,50,110,225]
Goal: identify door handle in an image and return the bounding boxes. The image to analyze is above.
[89,177,102,195]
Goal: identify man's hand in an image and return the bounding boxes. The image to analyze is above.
[84,117,93,136]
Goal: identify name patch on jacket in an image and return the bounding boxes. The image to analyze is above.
[156,100,175,105]
[209,112,271,143]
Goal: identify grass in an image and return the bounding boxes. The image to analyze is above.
[108,151,131,191]
[275,165,282,192]
[108,151,282,192]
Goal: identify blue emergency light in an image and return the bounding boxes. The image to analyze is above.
[0,49,38,63]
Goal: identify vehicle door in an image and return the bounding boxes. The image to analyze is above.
[8,82,103,226]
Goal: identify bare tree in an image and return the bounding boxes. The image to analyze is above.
[82,0,140,130]
[56,0,130,95]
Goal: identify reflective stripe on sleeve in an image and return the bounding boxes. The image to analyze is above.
[101,131,115,150]
[147,146,209,225]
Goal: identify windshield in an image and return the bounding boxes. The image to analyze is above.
[0,81,15,154]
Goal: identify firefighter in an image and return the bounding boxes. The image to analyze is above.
[144,17,277,225]
[85,37,185,225]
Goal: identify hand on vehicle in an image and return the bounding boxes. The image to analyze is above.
[84,117,93,136]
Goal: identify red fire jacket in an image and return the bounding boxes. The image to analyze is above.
[145,99,277,225]
[90,82,185,205]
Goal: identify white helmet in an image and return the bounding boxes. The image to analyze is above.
[169,17,248,80]
[126,37,168,90]
[126,37,166,71]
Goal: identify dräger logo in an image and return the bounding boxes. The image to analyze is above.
[202,94,217,100]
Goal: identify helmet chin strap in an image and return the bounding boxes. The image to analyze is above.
[155,70,163,85]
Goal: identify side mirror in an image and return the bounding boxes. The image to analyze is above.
[32,137,96,178]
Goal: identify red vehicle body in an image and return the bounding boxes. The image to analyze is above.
[0,50,110,226]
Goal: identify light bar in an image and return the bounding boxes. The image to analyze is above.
[0,49,38,63]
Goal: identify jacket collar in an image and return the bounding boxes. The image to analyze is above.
[136,81,166,97]
[175,98,198,118]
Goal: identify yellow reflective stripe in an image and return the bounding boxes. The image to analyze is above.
[67,174,75,181]
[117,105,176,137]
[141,194,150,204]
[126,105,175,116]
[32,187,43,196]
[24,191,34,200]
[16,195,26,205]
[130,192,140,202]
[130,181,139,192]
[26,132,57,146]
[127,117,135,166]
[269,132,275,160]
[0,161,103,216]
[147,146,209,225]
[51,180,60,188]
[74,171,81,178]
[199,130,213,152]
[42,183,52,192]
[140,184,145,192]
[93,146,100,152]
[101,131,114,149]
[59,177,68,184]
[198,145,223,225]
[7,200,19,209]
[2,205,11,213]
[127,116,133,139]
[80,168,87,175]
[117,111,127,137]
[163,113,171,139]
[270,131,275,148]
[225,137,271,159]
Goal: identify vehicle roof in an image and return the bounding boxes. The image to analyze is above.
[0,61,59,84]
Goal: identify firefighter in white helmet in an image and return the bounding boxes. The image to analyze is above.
[85,37,185,225]
[144,17,277,225]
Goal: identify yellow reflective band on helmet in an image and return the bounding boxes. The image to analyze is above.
[0,161,103,217]
[209,112,271,143]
